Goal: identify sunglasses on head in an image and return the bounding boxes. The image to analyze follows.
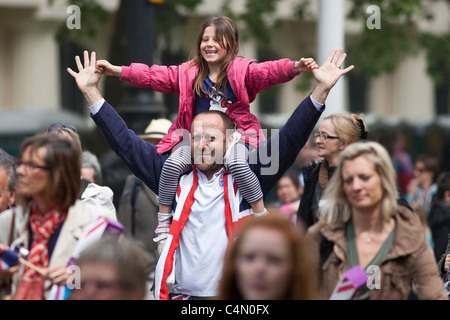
[47,123,77,133]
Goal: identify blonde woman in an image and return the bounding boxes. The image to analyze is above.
[306,141,447,300]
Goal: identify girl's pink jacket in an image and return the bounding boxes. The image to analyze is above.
[120,57,300,154]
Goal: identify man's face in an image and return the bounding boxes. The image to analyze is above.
[191,113,228,174]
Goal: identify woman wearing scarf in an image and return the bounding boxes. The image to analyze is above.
[306,141,447,300]
[296,113,368,230]
[0,133,116,300]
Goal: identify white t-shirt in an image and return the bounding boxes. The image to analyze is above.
[172,168,229,297]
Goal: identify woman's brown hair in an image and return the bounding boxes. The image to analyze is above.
[16,133,81,210]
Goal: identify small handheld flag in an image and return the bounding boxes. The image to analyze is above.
[329,265,369,300]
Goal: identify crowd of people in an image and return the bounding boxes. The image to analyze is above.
[0,16,449,301]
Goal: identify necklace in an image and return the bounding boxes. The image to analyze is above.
[360,231,374,244]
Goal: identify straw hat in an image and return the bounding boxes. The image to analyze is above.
[139,118,172,140]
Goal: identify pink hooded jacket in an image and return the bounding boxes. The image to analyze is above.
[120,57,300,154]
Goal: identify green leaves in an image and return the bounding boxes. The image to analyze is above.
[54,0,109,44]
[421,33,450,86]
[348,21,420,77]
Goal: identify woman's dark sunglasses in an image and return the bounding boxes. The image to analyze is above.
[47,123,77,133]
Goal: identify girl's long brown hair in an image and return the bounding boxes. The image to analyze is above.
[190,16,240,99]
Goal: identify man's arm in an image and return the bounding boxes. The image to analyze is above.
[250,94,323,196]
[250,48,354,196]
[67,51,168,194]
[91,101,169,193]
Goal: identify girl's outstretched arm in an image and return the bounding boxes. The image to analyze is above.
[96,59,122,78]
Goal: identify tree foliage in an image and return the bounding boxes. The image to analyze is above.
[50,0,110,43]
[421,33,450,86]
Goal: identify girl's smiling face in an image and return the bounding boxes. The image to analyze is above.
[200,26,228,67]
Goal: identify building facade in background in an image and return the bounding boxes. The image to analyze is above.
[0,0,449,159]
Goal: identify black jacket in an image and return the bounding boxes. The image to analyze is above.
[428,200,450,262]
[297,161,336,229]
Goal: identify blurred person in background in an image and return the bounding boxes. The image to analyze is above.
[0,133,116,299]
[0,148,17,299]
[437,235,450,297]
[0,152,17,213]
[378,130,414,195]
[217,213,316,300]
[46,123,116,217]
[406,154,440,216]
[68,236,151,300]
[408,200,434,249]
[428,171,450,261]
[274,171,303,225]
[306,141,447,300]
[81,150,103,185]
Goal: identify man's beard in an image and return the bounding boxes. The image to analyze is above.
[191,139,226,175]
[196,161,223,174]
[193,152,224,174]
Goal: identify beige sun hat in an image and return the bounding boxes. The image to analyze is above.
[139,118,172,140]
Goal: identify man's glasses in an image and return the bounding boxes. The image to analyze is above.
[14,160,51,171]
[313,132,339,141]
[47,123,77,133]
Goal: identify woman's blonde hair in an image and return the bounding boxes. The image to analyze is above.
[323,113,368,145]
[322,141,398,224]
